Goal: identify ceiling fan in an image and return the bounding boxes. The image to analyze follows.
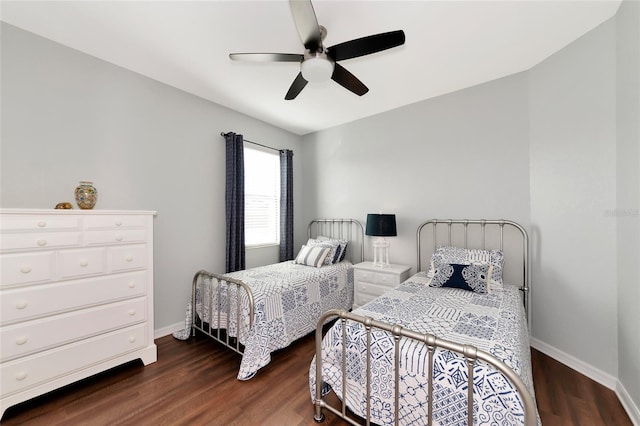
[229,0,406,100]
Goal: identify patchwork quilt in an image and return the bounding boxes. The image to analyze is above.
[310,272,539,425]
[174,260,353,380]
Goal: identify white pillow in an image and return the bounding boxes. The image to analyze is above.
[306,238,340,265]
[428,246,504,286]
[316,236,349,263]
[294,245,331,268]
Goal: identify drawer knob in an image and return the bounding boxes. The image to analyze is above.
[115,220,123,226]
[115,235,123,242]
[37,239,47,247]
[15,301,27,309]
[15,336,28,345]
[128,281,136,288]
[128,336,136,343]
[15,371,28,381]
[128,309,136,316]
[79,260,89,267]
[37,221,47,228]
[126,256,134,262]
[20,266,32,274]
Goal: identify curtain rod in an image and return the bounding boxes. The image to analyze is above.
[220,132,285,153]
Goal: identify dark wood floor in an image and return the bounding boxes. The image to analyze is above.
[1,331,632,425]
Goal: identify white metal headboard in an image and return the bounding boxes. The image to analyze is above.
[416,219,530,321]
[307,219,364,264]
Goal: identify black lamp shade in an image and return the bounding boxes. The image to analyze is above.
[365,214,397,237]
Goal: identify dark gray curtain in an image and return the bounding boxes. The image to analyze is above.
[225,132,245,272]
[279,149,294,261]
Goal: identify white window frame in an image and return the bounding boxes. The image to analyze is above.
[244,144,281,248]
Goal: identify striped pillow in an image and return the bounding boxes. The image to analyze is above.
[306,238,340,265]
[294,245,331,268]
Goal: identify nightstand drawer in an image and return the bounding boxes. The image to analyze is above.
[352,262,412,309]
[355,270,401,286]
[355,281,390,298]
[356,292,378,307]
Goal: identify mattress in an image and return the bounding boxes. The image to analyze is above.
[310,271,538,425]
[174,260,354,379]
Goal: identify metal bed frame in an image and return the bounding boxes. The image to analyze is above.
[313,218,536,425]
[190,218,364,355]
[417,219,530,322]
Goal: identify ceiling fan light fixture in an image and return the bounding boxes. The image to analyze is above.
[301,55,334,83]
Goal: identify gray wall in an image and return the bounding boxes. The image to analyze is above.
[529,18,618,376]
[616,0,640,410]
[0,23,303,333]
[300,73,531,270]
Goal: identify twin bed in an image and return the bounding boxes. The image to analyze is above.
[175,218,539,425]
[173,219,364,380]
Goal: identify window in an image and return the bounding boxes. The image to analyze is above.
[244,144,280,247]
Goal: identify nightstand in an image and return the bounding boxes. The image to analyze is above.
[352,261,412,309]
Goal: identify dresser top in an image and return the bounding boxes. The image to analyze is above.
[0,208,157,215]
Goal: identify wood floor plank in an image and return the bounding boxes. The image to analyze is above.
[1,332,633,425]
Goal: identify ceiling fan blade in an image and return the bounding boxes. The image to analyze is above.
[285,72,308,100]
[229,53,303,62]
[289,0,321,51]
[331,63,368,96]
[328,30,405,61]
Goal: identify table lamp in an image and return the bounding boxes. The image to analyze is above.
[365,213,397,268]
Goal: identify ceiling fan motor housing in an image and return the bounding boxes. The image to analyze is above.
[301,51,334,82]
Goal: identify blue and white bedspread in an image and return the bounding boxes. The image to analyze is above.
[174,260,353,380]
[310,272,538,425]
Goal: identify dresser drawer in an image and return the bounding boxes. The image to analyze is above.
[1,298,147,361]
[0,252,55,288]
[84,229,147,246]
[84,215,147,230]
[0,323,147,397]
[58,248,106,280]
[1,271,148,325]
[110,245,147,272]
[0,215,81,232]
[1,231,82,252]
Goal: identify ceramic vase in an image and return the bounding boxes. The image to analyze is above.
[74,181,97,209]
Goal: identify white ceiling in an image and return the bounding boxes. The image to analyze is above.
[1,0,621,135]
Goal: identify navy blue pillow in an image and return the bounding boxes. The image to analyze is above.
[429,262,490,293]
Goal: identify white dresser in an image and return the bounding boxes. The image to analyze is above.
[0,209,157,417]
[352,261,412,309]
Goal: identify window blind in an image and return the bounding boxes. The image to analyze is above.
[244,145,281,247]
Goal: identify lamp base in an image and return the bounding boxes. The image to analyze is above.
[372,238,390,268]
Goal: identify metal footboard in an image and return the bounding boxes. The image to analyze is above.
[313,309,537,426]
[190,270,255,355]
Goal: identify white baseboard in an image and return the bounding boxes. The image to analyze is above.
[530,338,640,424]
[617,381,640,426]
[529,337,618,389]
[154,322,186,339]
